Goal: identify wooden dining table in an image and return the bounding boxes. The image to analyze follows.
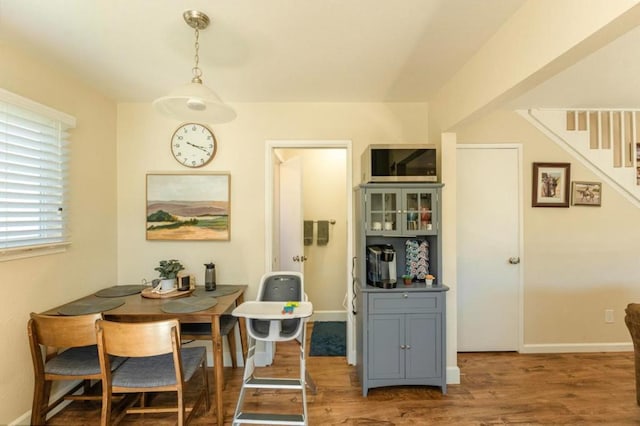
[43,284,248,425]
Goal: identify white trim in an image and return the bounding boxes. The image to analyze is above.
[0,243,68,262]
[456,143,524,353]
[521,342,632,354]
[446,366,461,385]
[0,88,76,127]
[310,310,348,322]
[264,139,355,365]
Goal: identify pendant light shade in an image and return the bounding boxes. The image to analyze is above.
[153,10,236,124]
[153,81,236,123]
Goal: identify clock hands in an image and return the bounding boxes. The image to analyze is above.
[186,141,210,155]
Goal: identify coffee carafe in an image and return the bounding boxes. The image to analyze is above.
[204,262,216,291]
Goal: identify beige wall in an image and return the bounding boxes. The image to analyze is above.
[116,103,429,302]
[0,46,117,423]
[455,109,640,345]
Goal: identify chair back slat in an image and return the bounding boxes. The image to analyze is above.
[30,312,102,348]
[96,319,180,357]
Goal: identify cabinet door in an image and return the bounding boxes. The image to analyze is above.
[366,189,401,235]
[368,314,404,380]
[405,313,441,379]
[402,189,437,235]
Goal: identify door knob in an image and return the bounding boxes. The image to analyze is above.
[508,257,520,264]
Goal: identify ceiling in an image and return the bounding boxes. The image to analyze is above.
[0,0,638,109]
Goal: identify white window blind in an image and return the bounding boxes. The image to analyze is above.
[0,88,75,255]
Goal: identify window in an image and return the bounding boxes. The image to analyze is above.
[0,88,75,258]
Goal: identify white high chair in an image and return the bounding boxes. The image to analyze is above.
[231,271,313,425]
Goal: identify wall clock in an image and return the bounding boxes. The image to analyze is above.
[170,123,217,168]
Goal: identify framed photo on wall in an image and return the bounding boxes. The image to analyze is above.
[146,173,230,241]
[571,181,602,206]
[532,162,571,207]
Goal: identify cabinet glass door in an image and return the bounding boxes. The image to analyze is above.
[403,189,436,234]
[368,190,400,234]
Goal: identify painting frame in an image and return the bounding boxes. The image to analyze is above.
[146,173,230,241]
[571,181,602,207]
[532,162,571,208]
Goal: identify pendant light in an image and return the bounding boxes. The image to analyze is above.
[153,10,236,123]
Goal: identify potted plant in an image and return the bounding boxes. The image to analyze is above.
[425,274,435,286]
[155,259,185,291]
[402,274,413,286]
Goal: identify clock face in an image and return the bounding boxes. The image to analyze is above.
[170,123,217,168]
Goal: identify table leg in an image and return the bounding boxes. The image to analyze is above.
[212,316,224,425]
[236,293,248,361]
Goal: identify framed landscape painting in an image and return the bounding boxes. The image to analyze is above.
[146,173,230,241]
[532,162,571,207]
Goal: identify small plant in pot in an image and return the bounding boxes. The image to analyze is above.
[155,259,185,291]
[402,274,413,285]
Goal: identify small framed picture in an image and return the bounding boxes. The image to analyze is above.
[571,181,602,206]
[532,162,571,207]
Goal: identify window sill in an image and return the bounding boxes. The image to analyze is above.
[0,243,70,262]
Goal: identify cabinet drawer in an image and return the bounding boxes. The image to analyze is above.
[369,292,442,314]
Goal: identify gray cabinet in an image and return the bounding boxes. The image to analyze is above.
[369,313,441,380]
[355,183,448,396]
[365,187,438,236]
[362,289,446,395]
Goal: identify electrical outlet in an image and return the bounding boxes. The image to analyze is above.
[605,309,614,323]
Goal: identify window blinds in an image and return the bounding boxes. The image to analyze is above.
[0,89,75,253]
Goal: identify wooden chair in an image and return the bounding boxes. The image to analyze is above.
[95,318,209,426]
[28,312,126,425]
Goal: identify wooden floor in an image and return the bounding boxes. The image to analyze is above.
[48,323,640,425]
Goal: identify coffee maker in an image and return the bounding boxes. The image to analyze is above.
[366,244,397,288]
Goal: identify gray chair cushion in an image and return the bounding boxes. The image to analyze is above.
[45,345,126,376]
[111,347,205,388]
[181,315,237,337]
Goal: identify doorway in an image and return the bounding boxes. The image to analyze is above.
[456,144,523,351]
[264,140,355,365]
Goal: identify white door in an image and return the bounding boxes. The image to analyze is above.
[457,145,521,351]
[279,156,304,272]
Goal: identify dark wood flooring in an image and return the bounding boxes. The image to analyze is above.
[47,323,640,425]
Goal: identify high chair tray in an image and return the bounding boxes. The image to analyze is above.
[232,301,313,319]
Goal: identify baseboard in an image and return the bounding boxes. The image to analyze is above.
[10,380,80,426]
[310,310,347,322]
[520,342,633,353]
[9,411,31,426]
[446,366,461,384]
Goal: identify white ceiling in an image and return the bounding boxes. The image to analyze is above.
[0,0,638,109]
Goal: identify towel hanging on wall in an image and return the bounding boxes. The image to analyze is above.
[317,220,329,245]
[304,221,313,246]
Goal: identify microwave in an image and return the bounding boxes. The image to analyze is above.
[361,144,437,183]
